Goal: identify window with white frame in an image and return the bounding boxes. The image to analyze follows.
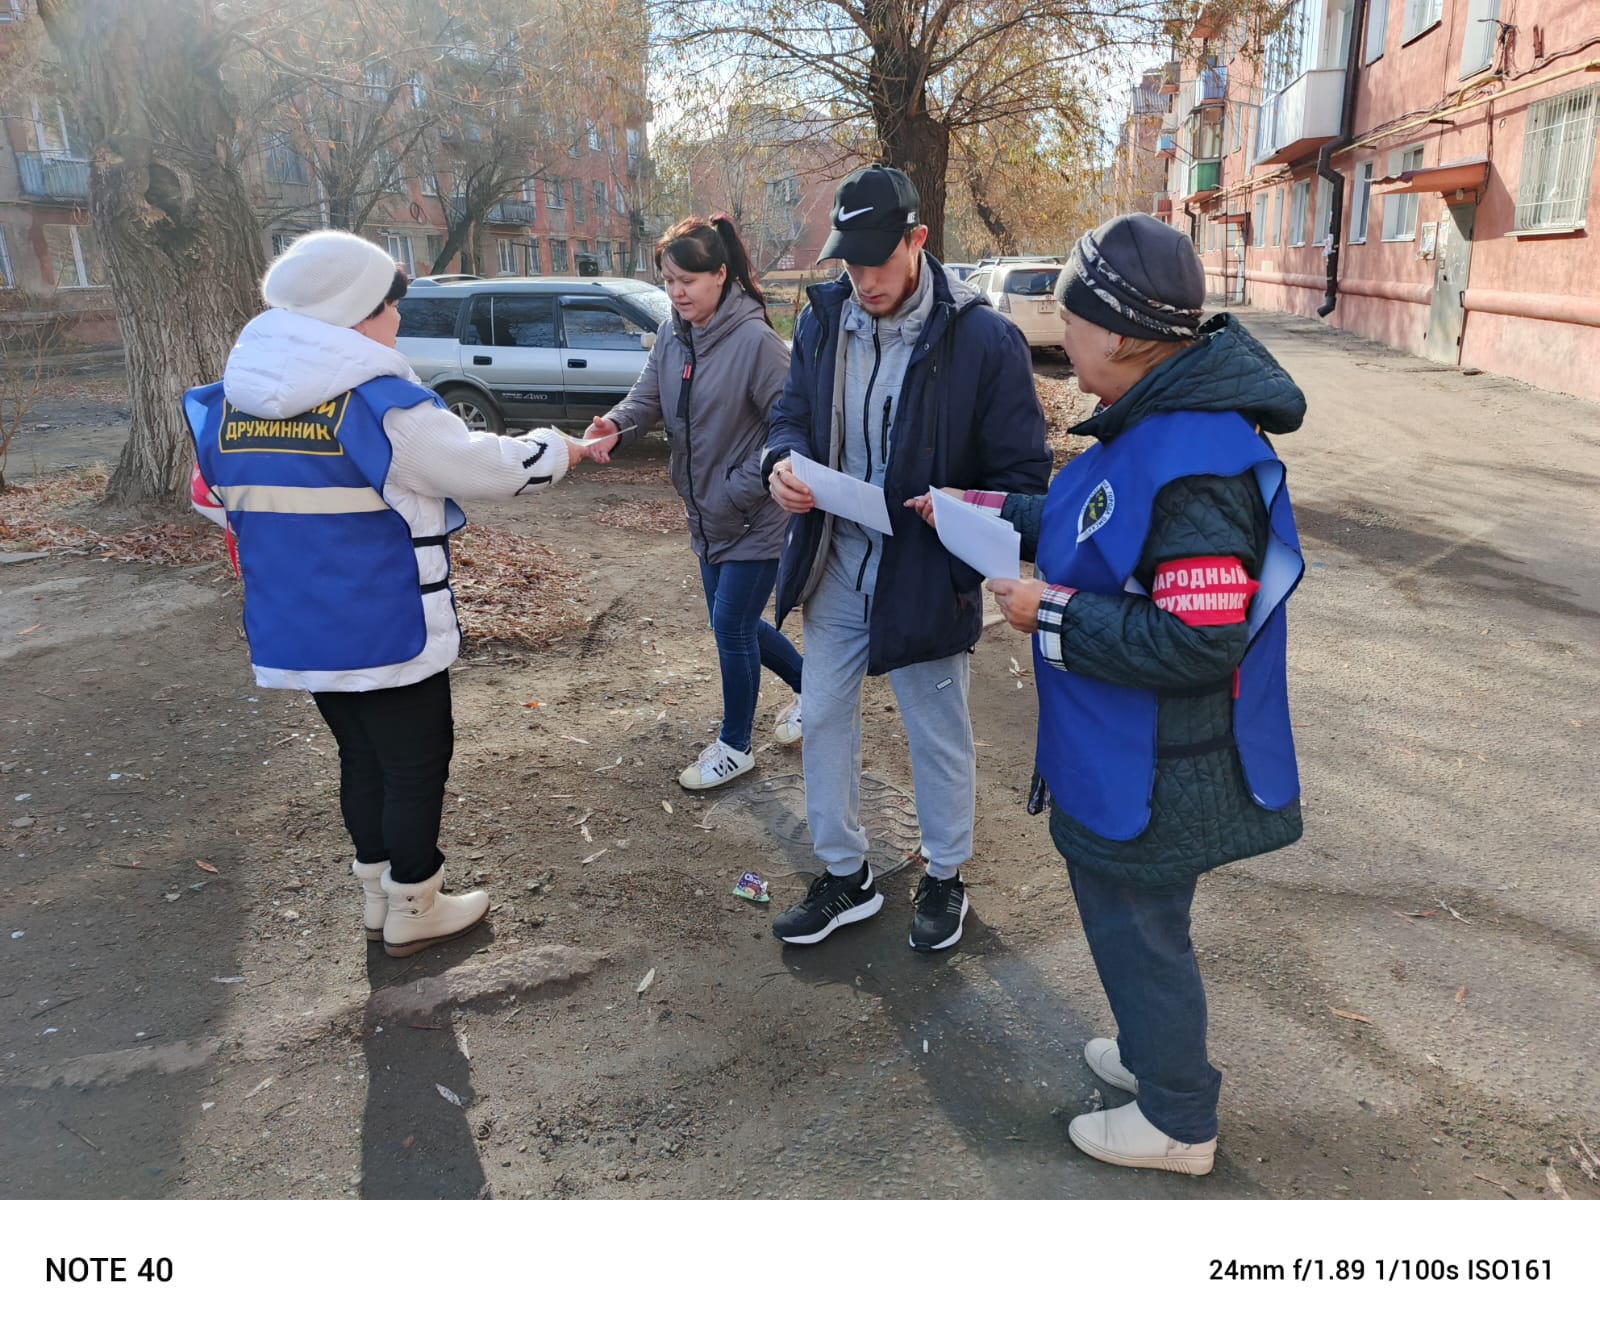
[384,234,416,272]
[497,237,519,275]
[1272,187,1285,246]
[626,127,640,172]
[599,240,613,271]
[1365,0,1389,62]
[0,226,13,287]
[635,245,647,273]
[1460,0,1501,77]
[422,174,440,199]
[545,177,565,210]
[1514,86,1599,231]
[1289,179,1309,245]
[614,183,625,214]
[593,180,607,217]
[1382,144,1425,239]
[1314,176,1334,243]
[44,223,106,287]
[521,178,538,204]
[1401,0,1442,43]
[1253,194,1267,246]
[270,232,303,257]
[31,98,80,158]
[587,122,602,151]
[1350,162,1374,242]
[550,238,569,272]
[425,234,443,266]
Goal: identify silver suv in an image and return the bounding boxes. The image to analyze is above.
[395,276,672,433]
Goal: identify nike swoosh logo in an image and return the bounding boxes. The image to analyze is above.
[837,206,874,221]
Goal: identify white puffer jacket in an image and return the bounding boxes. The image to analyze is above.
[196,308,571,692]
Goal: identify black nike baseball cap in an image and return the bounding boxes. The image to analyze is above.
[817,165,921,266]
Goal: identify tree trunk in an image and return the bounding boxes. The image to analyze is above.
[967,173,1017,254]
[878,109,949,261]
[37,0,266,507]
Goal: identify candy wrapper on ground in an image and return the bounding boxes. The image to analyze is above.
[733,871,769,903]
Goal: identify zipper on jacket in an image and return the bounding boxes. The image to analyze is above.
[860,323,883,481]
[879,396,892,466]
[676,328,709,553]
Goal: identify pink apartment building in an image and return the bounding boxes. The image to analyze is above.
[1161,1,1600,401]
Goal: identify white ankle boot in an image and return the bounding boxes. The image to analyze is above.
[1068,1101,1216,1175]
[353,859,390,941]
[380,866,489,958]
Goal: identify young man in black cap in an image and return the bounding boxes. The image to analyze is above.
[763,165,1050,951]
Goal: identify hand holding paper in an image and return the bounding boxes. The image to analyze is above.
[790,452,894,535]
[928,488,1021,580]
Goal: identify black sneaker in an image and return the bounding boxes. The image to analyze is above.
[909,872,967,952]
[771,863,881,945]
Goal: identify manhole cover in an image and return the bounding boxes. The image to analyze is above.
[710,771,920,883]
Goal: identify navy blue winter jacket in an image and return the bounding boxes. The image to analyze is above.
[764,257,1050,674]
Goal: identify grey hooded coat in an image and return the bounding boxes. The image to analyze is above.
[604,286,792,564]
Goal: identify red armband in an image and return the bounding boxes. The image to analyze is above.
[1151,556,1258,627]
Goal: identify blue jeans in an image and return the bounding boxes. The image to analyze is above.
[698,557,802,753]
[1066,861,1221,1143]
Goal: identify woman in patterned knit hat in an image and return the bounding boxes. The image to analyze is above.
[916,213,1308,1174]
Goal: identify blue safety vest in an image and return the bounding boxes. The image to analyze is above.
[185,375,463,676]
[1032,409,1303,841]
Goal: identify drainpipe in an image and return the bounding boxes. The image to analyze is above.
[1318,0,1369,318]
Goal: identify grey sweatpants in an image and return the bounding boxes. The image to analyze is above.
[800,568,976,880]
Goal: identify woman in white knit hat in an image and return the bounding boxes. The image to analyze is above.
[185,230,590,957]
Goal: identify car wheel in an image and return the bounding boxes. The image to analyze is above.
[444,387,502,435]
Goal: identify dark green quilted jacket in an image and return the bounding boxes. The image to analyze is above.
[1003,314,1305,887]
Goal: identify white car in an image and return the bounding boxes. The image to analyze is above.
[968,261,1063,350]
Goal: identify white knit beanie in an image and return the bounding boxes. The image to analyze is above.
[261,230,400,328]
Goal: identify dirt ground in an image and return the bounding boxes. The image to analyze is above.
[2,316,1596,1201]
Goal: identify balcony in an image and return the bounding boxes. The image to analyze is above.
[486,199,536,225]
[1156,134,1177,160]
[1253,67,1344,166]
[1158,60,1181,95]
[1194,67,1227,107]
[1188,159,1222,197]
[16,152,90,201]
[444,196,536,226]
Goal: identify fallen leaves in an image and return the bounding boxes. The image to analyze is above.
[195,860,220,874]
[1,470,591,653]
[636,967,655,994]
[593,500,685,534]
[1330,1008,1373,1024]
[435,1084,463,1107]
[1455,985,1469,1005]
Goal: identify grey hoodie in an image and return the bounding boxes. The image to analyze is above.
[606,286,792,563]
[823,258,937,598]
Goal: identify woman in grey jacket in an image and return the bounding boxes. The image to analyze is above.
[585,215,803,790]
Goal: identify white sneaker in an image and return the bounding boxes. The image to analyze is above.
[678,738,754,791]
[381,866,489,958]
[352,858,390,941]
[1068,1101,1215,1175]
[772,695,803,746]
[1085,1037,1138,1093]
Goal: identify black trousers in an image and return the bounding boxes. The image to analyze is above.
[312,670,453,885]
